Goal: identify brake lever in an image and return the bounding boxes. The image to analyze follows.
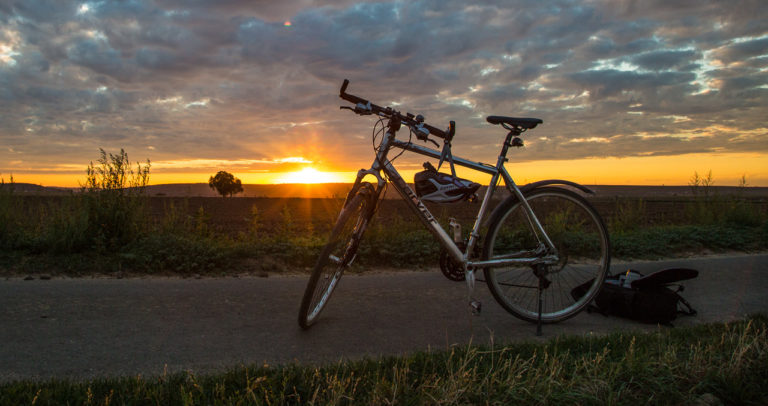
[355,101,373,115]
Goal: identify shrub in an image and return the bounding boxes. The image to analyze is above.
[81,148,151,251]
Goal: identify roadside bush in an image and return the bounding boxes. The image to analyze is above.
[0,149,152,267]
[25,149,153,254]
[81,149,151,251]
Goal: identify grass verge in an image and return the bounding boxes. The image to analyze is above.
[2,164,767,276]
[1,315,766,405]
[2,221,765,277]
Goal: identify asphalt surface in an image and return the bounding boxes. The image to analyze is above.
[1,254,766,382]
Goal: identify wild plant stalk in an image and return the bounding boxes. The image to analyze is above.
[609,197,647,233]
[24,149,153,255]
[684,171,764,226]
[0,175,17,246]
[250,205,261,235]
[81,149,151,249]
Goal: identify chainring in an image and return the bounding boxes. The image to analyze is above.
[439,241,481,282]
[439,247,466,281]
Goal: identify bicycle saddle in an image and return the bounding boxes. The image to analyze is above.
[486,116,543,130]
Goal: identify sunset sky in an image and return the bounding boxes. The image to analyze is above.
[1,0,767,187]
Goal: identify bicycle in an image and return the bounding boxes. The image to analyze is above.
[298,79,611,331]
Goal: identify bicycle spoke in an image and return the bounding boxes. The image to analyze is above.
[484,187,610,323]
[299,184,374,329]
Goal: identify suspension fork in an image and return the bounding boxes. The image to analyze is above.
[345,123,395,210]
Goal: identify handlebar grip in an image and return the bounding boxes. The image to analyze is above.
[338,79,452,139]
[338,79,369,106]
[340,79,349,96]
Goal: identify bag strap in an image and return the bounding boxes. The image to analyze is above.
[661,284,697,316]
[586,303,608,316]
[437,139,458,177]
[677,294,697,316]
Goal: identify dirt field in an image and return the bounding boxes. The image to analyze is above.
[147,193,768,237]
[12,183,768,237]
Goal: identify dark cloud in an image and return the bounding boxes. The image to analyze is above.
[717,37,768,63]
[0,0,767,181]
[66,38,131,79]
[631,49,700,71]
[566,70,697,99]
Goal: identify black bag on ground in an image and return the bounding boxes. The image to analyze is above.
[571,268,698,325]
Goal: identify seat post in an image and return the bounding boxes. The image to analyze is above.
[498,128,519,161]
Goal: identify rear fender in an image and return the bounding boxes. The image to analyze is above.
[519,179,593,195]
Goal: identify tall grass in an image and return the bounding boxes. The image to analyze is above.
[605,172,767,258]
[0,176,17,248]
[80,148,151,251]
[684,171,764,227]
[0,150,155,273]
[1,315,766,405]
[15,149,153,255]
[2,165,767,275]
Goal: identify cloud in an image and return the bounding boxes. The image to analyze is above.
[0,0,766,180]
[630,49,700,71]
[715,36,768,64]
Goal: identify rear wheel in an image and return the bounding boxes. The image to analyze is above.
[483,187,610,323]
[298,183,375,329]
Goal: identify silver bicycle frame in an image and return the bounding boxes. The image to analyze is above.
[357,128,558,272]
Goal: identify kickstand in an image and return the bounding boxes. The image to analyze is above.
[536,276,543,336]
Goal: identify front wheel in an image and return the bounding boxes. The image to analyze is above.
[298,183,375,329]
[483,187,610,323]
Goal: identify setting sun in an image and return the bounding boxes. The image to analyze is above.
[276,167,344,184]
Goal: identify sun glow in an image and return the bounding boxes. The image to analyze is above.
[276,167,343,184]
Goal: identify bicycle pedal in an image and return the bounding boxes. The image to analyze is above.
[469,299,482,315]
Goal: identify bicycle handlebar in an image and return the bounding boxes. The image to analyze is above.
[339,79,454,141]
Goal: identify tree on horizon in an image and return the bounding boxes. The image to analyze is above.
[208,171,244,197]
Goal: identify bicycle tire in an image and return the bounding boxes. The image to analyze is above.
[482,186,610,323]
[298,183,375,329]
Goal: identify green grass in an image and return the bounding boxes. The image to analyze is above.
[1,196,766,276]
[2,162,767,276]
[1,315,766,405]
[611,223,768,259]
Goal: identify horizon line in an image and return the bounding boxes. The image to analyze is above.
[6,181,768,189]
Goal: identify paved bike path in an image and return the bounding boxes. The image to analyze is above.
[1,254,766,382]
